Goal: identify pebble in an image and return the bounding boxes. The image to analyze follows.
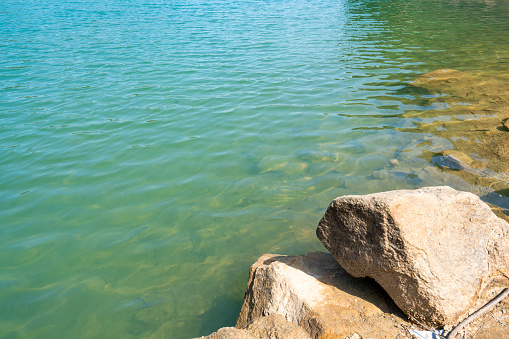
[389,159,399,167]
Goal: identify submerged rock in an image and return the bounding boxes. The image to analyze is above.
[405,68,509,182]
[431,149,509,184]
[316,186,509,327]
[441,149,473,165]
[432,155,469,170]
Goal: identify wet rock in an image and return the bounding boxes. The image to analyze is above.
[432,149,473,170]
[316,186,509,327]
[431,150,509,184]
[236,251,410,339]
[432,155,467,170]
[442,149,473,164]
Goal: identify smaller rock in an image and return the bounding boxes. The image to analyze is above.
[432,155,466,170]
[245,314,311,339]
[196,327,253,339]
[433,149,474,170]
[236,251,410,338]
[373,170,388,179]
[389,159,399,167]
[432,149,474,170]
[442,149,473,164]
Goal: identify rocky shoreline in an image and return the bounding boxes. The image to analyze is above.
[400,69,509,222]
[197,187,509,339]
[194,69,509,339]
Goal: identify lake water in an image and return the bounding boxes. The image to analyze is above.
[1,0,509,337]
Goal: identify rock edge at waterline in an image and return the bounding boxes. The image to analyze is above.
[198,251,412,339]
[197,186,509,338]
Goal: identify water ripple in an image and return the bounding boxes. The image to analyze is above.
[1,0,509,338]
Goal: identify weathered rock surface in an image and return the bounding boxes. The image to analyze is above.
[236,251,411,338]
[317,186,509,327]
[197,314,311,339]
[244,313,311,339]
[196,327,252,339]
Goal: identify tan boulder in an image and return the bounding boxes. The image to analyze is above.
[316,186,509,327]
[236,251,411,338]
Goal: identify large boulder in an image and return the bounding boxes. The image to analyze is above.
[236,251,411,338]
[316,186,509,327]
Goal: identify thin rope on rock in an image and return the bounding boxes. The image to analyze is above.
[446,288,509,339]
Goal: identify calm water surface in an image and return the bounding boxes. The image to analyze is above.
[1,0,509,337]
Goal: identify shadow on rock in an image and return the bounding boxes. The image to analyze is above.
[236,251,411,339]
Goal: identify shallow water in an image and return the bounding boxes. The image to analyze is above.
[1,0,509,337]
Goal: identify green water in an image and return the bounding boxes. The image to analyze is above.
[1,0,509,337]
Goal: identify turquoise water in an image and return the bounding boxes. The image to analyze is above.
[1,0,509,337]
